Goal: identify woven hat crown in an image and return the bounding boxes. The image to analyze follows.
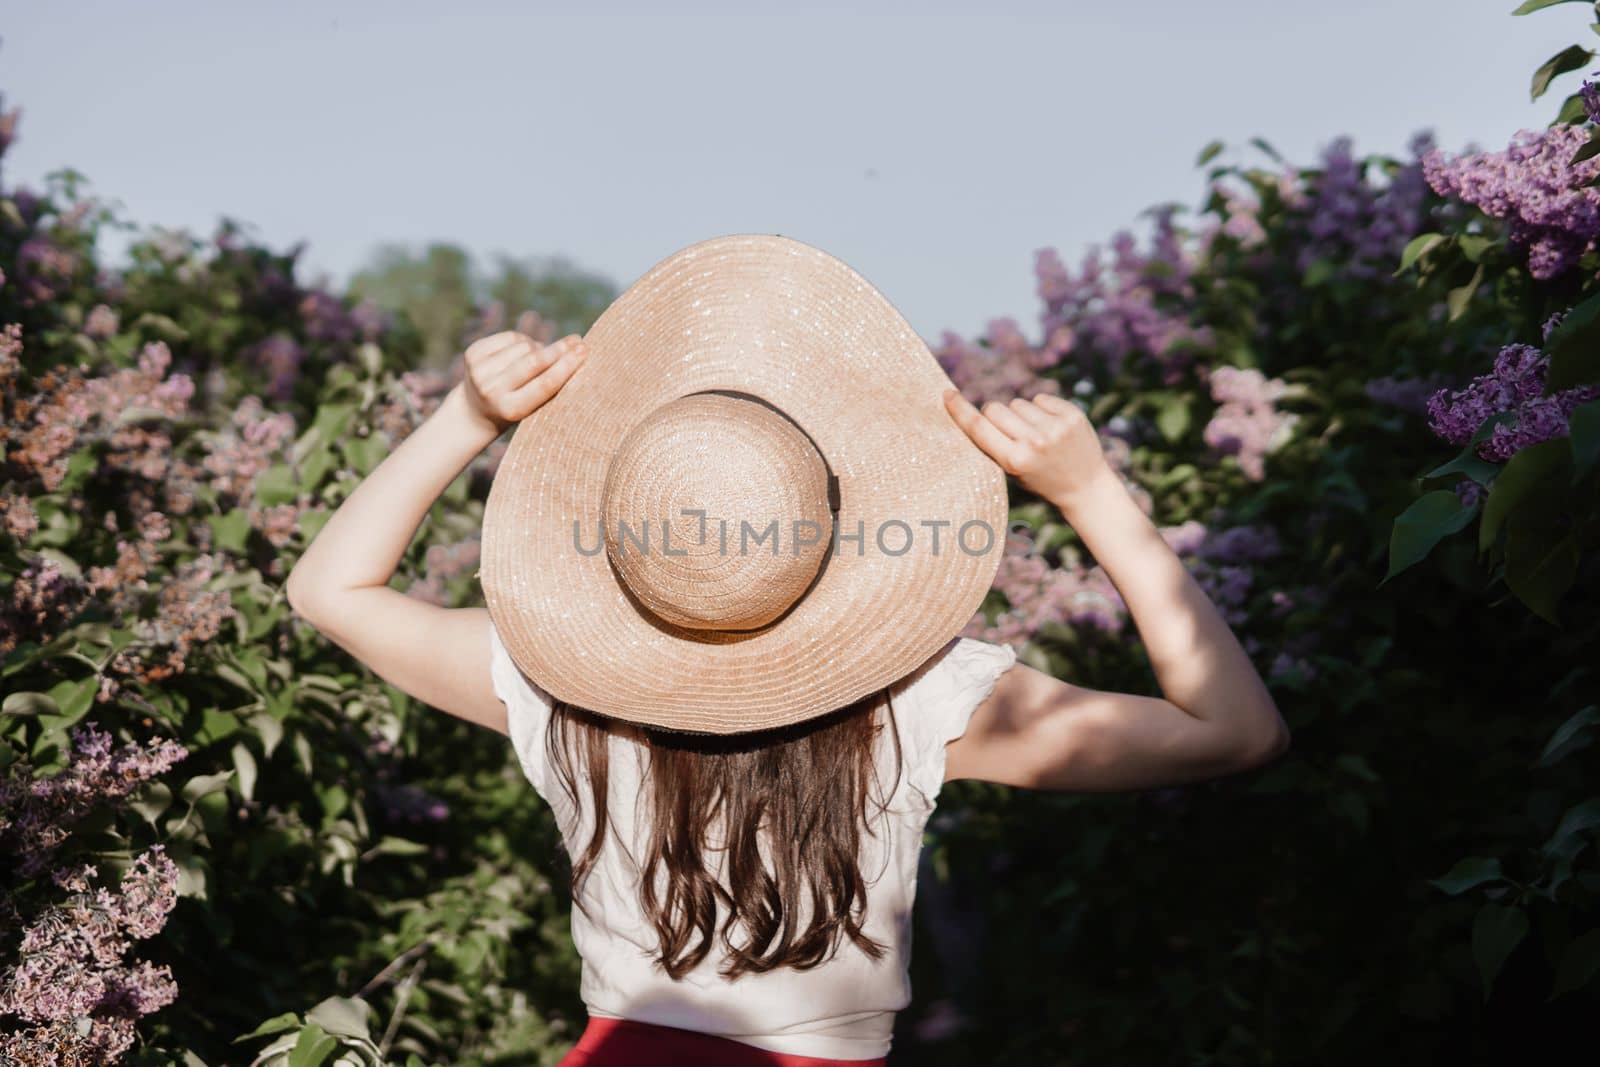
[599,392,834,633]
[481,232,1008,734]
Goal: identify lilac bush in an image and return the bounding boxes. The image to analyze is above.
[0,4,1594,1058]
[0,88,583,1065]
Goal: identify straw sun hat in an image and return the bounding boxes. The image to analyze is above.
[480,233,1008,735]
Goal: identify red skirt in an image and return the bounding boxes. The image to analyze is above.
[558,1015,889,1066]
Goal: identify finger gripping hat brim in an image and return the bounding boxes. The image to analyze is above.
[481,232,1007,735]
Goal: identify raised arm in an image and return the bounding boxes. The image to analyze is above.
[940,389,1290,792]
[284,331,589,734]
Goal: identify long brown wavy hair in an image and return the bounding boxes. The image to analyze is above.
[544,688,905,981]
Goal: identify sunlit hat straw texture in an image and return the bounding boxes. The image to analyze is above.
[481,233,1008,735]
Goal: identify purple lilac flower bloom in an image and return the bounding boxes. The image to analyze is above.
[350,296,390,342]
[1202,366,1299,480]
[1039,208,1216,384]
[1426,340,1600,461]
[246,334,306,402]
[1583,76,1600,125]
[0,723,188,877]
[299,290,358,345]
[1365,373,1457,414]
[933,317,1067,408]
[1423,125,1600,279]
[1197,523,1282,564]
[1295,132,1436,283]
[0,846,181,1064]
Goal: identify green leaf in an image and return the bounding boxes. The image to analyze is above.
[1545,798,1600,854]
[209,508,252,556]
[303,996,374,1041]
[250,710,287,759]
[1446,262,1485,321]
[1195,139,1224,166]
[181,769,235,804]
[1568,397,1600,482]
[132,311,189,342]
[1551,929,1600,997]
[1249,136,1284,164]
[1573,129,1600,164]
[1429,856,1506,895]
[1539,705,1600,765]
[1424,412,1517,484]
[232,1011,303,1043]
[1531,44,1594,100]
[1504,520,1577,623]
[300,444,335,491]
[1480,438,1571,553]
[312,401,356,442]
[370,836,430,857]
[1545,290,1600,390]
[1302,258,1338,287]
[1457,234,1494,263]
[1395,233,1446,275]
[231,741,258,803]
[340,434,388,477]
[287,1023,338,1067]
[1155,394,1192,443]
[208,509,253,554]
[232,647,269,689]
[1512,0,1588,13]
[44,676,97,729]
[255,463,300,508]
[1424,465,1495,499]
[128,782,173,827]
[1381,490,1476,584]
[298,507,333,543]
[357,342,383,377]
[319,784,350,821]
[194,706,243,746]
[1473,903,1529,998]
[2,692,59,717]
[1555,89,1591,124]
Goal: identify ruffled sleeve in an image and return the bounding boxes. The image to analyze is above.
[487,618,575,824]
[893,636,1019,810]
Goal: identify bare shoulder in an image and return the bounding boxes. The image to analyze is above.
[942,661,1096,788]
[941,660,1228,792]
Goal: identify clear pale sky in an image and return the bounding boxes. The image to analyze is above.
[0,1,1584,343]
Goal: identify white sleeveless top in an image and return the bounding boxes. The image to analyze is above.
[487,622,1018,1060]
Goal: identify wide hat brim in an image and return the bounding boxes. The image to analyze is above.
[481,233,1008,735]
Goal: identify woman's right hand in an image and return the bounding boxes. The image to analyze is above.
[461,330,590,434]
[942,388,1115,506]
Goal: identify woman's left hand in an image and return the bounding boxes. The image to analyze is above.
[461,330,590,433]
